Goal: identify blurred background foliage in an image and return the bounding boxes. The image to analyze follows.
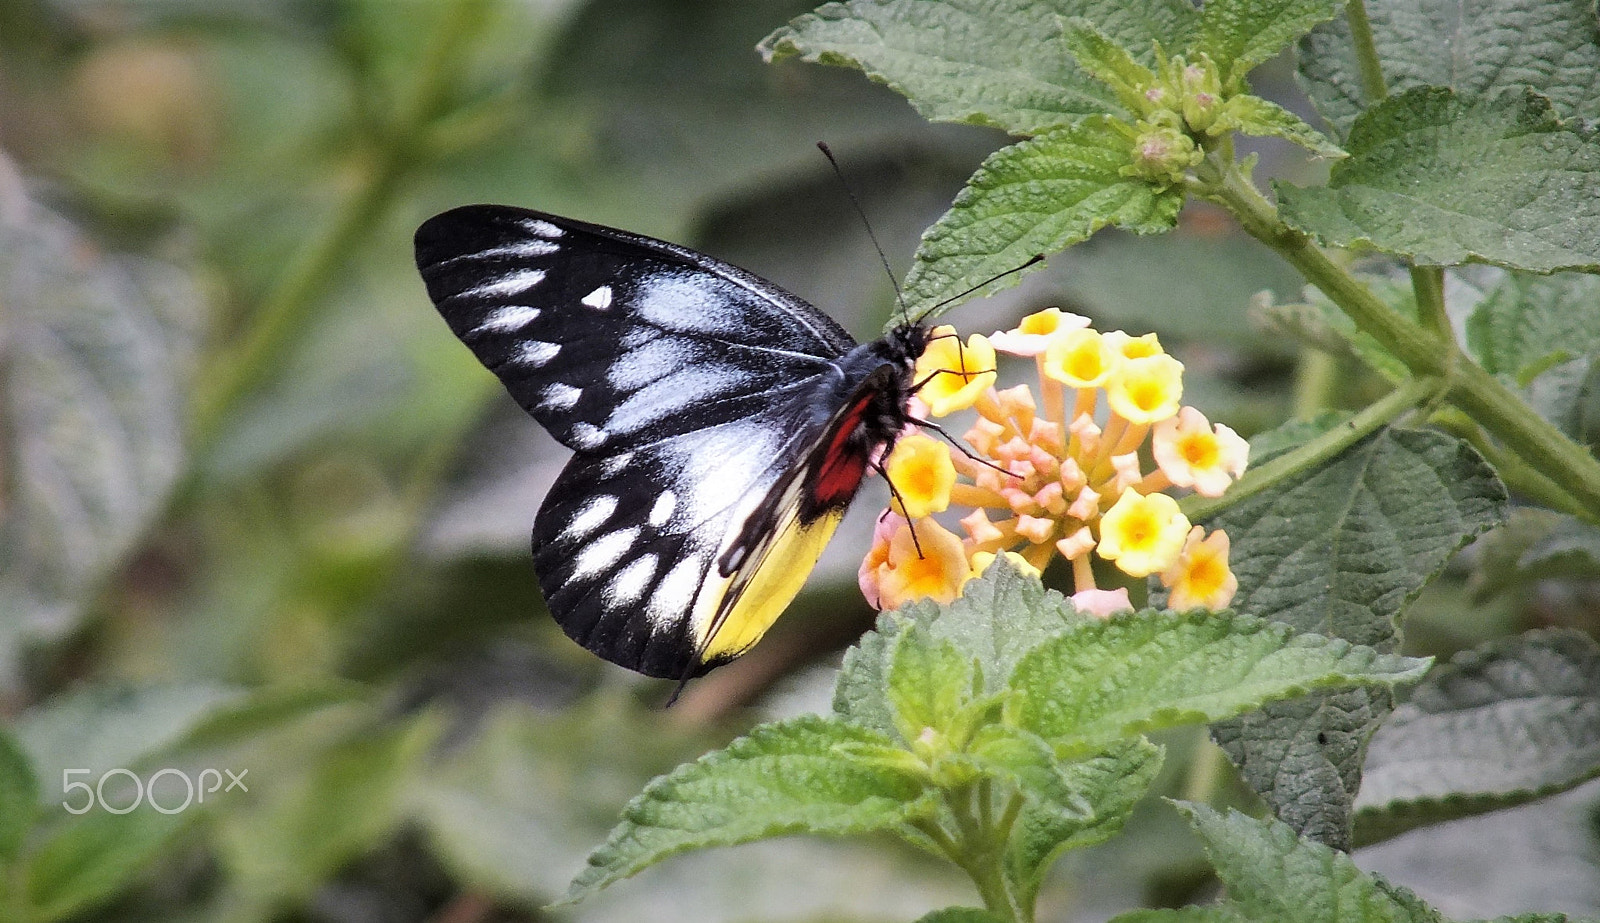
[0,0,1595,920]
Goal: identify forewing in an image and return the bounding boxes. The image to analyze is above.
[414,205,858,453]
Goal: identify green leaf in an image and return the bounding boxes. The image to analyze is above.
[1210,427,1506,650]
[1003,737,1163,908]
[562,715,932,904]
[1354,629,1600,844]
[1059,16,1156,110]
[1006,609,1429,752]
[1299,0,1600,137]
[833,609,910,738]
[834,561,1083,732]
[1169,803,1448,922]
[0,728,38,864]
[1277,87,1600,273]
[1216,93,1346,157]
[1464,268,1600,379]
[1210,688,1393,850]
[902,117,1184,318]
[759,0,1200,135]
[1521,356,1600,453]
[26,807,193,922]
[0,196,201,691]
[1196,0,1342,84]
[887,626,976,745]
[1206,426,1505,847]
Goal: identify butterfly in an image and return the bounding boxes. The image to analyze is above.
[415,205,931,681]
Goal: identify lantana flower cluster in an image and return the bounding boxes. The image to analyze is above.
[860,310,1247,618]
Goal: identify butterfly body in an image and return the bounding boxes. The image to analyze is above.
[415,205,924,679]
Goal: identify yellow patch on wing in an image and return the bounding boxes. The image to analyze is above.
[694,509,844,661]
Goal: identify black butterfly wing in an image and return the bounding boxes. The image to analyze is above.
[415,205,857,453]
[415,205,876,678]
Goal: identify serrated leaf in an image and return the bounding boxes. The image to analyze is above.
[1007,609,1428,752]
[1463,269,1600,379]
[1277,87,1600,273]
[1197,0,1343,83]
[1207,426,1505,847]
[1211,687,1392,850]
[1355,629,1600,844]
[1004,737,1162,908]
[833,609,911,737]
[0,728,38,864]
[0,195,201,691]
[1172,803,1447,922]
[902,117,1184,318]
[26,807,193,922]
[1060,16,1156,109]
[888,626,975,744]
[1299,0,1600,138]
[562,716,932,903]
[759,0,1199,135]
[834,561,1083,731]
[1210,427,1506,649]
[1217,93,1346,157]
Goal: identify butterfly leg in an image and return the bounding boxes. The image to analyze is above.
[873,461,926,559]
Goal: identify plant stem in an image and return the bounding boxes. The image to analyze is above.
[1182,376,1436,521]
[1193,161,1600,519]
[1435,408,1598,522]
[942,785,1026,923]
[1344,0,1389,101]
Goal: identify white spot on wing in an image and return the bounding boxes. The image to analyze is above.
[608,553,658,607]
[516,341,560,367]
[607,365,755,433]
[434,239,557,265]
[476,304,541,333]
[650,553,707,628]
[635,274,743,334]
[522,218,564,239]
[600,452,633,477]
[582,285,613,310]
[570,422,607,450]
[564,495,616,542]
[572,526,639,581]
[463,268,545,299]
[649,490,676,528]
[540,383,581,411]
[608,337,694,390]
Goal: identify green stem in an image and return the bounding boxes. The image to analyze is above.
[1194,160,1600,519]
[1182,376,1436,521]
[1410,265,1448,340]
[944,785,1025,923]
[1435,409,1598,523]
[1344,0,1389,101]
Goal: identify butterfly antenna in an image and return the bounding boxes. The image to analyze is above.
[911,254,1046,326]
[817,141,912,328]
